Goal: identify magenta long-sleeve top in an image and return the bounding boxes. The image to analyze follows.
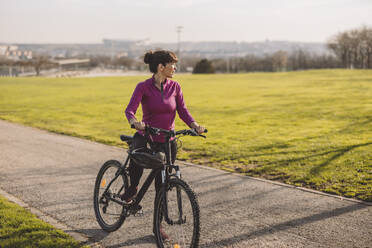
[125,76,195,142]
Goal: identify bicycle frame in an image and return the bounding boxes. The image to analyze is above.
[130,134,183,225]
[102,138,182,216]
[101,132,183,222]
[95,125,206,246]
[132,133,186,226]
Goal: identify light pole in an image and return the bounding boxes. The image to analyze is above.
[176,26,183,71]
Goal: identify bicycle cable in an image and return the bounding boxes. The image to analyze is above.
[175,137,183,152]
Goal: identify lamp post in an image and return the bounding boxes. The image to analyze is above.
[176,26,183,72]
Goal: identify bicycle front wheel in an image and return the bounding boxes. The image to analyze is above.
[154,178,200,248]
[93,160,128,232]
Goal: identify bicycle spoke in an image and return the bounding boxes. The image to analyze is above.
[94,160,127,232]
[102,212,122,216]
[155,179,200,248]
[98,172,123,224]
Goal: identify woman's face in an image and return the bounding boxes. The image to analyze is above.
[161,62,177,78]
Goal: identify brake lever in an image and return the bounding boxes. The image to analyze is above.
[199,128,208,138]
[190,129,207,138]
[189,129,199,136]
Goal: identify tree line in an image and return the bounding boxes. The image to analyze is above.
[196,50,341,73]
[327,26,372,69]
[192,25,372,73]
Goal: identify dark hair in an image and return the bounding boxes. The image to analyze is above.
[144,50,178,73]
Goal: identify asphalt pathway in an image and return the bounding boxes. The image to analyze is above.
[0,120,371,248]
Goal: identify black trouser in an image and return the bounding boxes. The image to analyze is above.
[127,132,177,197]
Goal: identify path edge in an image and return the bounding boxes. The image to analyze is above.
[0,187,103,248]
[178,161,372,206]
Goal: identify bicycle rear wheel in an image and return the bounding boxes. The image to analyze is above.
[93,160,128,232]
[154,178,200,248]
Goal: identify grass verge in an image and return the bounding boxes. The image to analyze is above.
[0,195,87,248]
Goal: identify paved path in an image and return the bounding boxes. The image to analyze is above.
[0,120,371,248]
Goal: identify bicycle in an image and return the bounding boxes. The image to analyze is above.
[93,126,207,248]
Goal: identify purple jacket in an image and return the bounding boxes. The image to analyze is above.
[125,76,195,142]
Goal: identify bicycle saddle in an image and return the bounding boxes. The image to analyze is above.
[120,135,133,145]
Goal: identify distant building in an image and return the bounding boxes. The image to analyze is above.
[54,59,90,71]
[0,46,8,56]
[103,39,149,48]
[116,51,129,58]
[0,45,32,60]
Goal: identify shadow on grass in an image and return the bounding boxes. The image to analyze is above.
[247,116,372,159]
[265,142,372,174]
[244,135,325,157]
[335,116,372,134]
[309,141,372,175]
[200,203,368,248]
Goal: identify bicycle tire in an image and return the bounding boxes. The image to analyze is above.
[154,178,200,248]
[93,160,128,232]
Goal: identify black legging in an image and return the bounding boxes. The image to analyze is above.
[127,132,177,197]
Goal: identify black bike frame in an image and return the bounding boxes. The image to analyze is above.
[103,131,184,224]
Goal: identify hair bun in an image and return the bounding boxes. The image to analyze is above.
[144,51,153,64]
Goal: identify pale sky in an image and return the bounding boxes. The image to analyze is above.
[1,0,371,44]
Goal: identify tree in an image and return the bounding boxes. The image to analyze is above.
[113,56,135,70]
[179,56,201,72]
[31,55,55,76]
[89,55,111,68]
[328,26,372,69]
[211,58,228,73]
[192,59,215,74]
[272,51,288,71]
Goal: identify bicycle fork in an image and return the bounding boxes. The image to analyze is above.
[161,166,186,225]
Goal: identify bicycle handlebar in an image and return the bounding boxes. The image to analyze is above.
[175,129,208,138]
[130,125,207,138]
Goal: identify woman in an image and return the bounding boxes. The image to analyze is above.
[123,49,205,207]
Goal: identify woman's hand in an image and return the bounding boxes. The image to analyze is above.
[134,121,146,131]
[190,122,205,134]
[130,119,146,131]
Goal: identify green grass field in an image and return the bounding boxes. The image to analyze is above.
[0,195,86,248]
[0,70,371,201]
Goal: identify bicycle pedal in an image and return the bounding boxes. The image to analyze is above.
[134,209,144,217]
[129,204,143,216]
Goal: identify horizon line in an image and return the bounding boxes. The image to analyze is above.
[0,39,327,45]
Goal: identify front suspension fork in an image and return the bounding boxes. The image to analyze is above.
[161,166,185,225]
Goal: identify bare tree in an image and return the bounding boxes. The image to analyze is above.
[328,26,372,69]
[272,51,288,71]
[32,55,55,76]
[112,56,135,70]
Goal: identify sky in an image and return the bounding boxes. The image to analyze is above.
[1,0,372,44]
